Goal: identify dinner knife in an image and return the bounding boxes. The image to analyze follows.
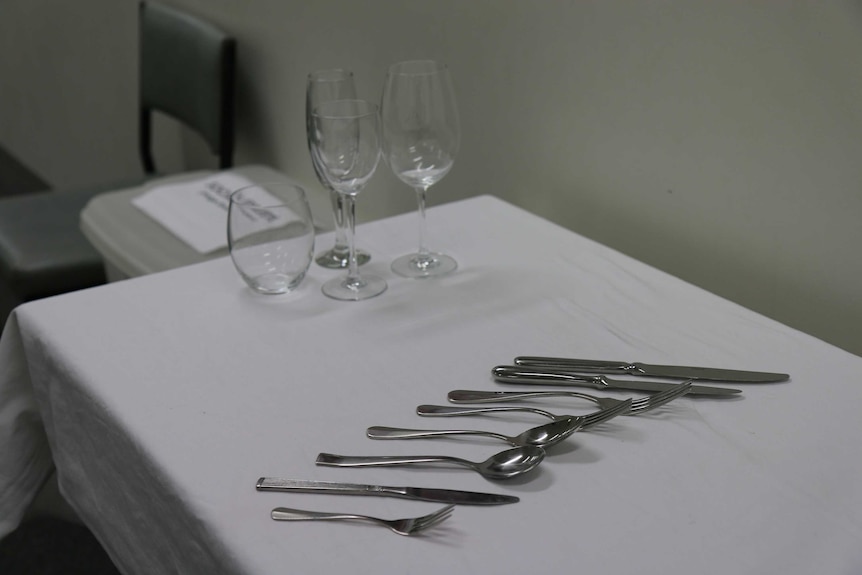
[256,478,519,505]
[493,366,741,396]
[514,356,789,383]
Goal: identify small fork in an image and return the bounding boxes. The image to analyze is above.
[440,380,692,419]
[417,394,634,431]
[271,504,454,536]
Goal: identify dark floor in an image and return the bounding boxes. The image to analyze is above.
[0,517,122,575]
[0,148,121,574]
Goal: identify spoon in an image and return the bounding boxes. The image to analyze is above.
[365,416,583,448]
[316,446,545,480]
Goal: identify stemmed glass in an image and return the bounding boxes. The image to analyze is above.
[306,69,371,268]
[381,60,460,278]
[310,99,386,301]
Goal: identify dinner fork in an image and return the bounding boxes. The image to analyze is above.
[412,395,633,431]
[271,503,454,536]
[445,379,692,416]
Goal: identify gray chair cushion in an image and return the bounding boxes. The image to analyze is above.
[0,178,144,299]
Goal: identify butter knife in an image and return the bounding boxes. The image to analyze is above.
[256,478,519,505]
[514,356,789,383]
[493,365,741,396]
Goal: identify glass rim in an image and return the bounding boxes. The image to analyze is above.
[307,68,355,82]
[387,59,448,77]
[229,182,309,209]
[312,98,379,120]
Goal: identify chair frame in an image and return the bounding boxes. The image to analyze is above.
[138,1,236,175]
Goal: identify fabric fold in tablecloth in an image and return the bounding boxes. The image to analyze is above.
[0,311,54,540]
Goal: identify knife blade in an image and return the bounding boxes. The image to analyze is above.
[493,366,741,396]
[514,356,789,383]
[256,478,519,505]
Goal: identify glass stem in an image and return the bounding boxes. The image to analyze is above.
[330,189,349,251]
[415,186,430,257]
[343,193,361,285]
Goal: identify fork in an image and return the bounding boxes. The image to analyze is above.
[415,394,634,431]
[445,379,692,416]
[271,503,454,536]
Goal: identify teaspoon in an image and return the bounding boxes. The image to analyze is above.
[366,416,582,448]
[316,446,545,480]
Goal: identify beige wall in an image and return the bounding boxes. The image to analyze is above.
[2,0,862,356]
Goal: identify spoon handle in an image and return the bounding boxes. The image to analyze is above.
[366,426,512,443]
[417,404,557,420]
[316,452,470,467]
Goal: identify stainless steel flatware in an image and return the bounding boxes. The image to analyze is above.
[256,478,519,505]
[493,365,741,396]
[316,446,545,480]
[416,395,634,430]
[366,416,584,448]
[271,503,454,536]
[446,379,692,415]
[514,356,789,383]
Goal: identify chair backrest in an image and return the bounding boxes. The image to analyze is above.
[138,1,236,174]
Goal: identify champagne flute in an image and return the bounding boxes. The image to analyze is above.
[310,99,386,301]
[306,69,371,268]
[381,60,460,278]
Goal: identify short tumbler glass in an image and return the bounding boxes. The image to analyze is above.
[228,182,315,294]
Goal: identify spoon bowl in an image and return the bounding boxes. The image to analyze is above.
[511,417,582,447]
[475,445,546,479]
[316,445,546,480]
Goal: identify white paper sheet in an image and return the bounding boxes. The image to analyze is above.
[131,173,255,253]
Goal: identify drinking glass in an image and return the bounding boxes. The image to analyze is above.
[228,182,315,294]
[381,60,460,278]
[310,99,386,301]
[306,69,371,268]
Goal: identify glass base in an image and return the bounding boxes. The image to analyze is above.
[391,252,457,279]
[322,273,387,301]
[244,272,305,295]
[315,246,371,269]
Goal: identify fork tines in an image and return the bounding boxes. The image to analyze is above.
[580,397,633,429]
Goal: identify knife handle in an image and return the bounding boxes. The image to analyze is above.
[492,366,605,388]
[256,478,402,498]
[514,357,632,373]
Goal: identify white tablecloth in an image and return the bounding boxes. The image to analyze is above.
[2,195,862,574]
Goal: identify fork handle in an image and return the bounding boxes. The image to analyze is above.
[272,508,360,522]
[447,390,601,404]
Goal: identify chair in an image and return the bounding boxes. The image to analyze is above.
[0,1,235,325]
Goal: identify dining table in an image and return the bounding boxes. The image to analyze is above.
[1,194,861,574]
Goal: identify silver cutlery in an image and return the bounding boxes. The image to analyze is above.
[446,379,692,415]
[366,416,584,449]
[493,365,741,396]
[256,478,519,505]
[513,356,789,383]
[405,397,633,440]
[316,446,545,480]
[271,503,454,536]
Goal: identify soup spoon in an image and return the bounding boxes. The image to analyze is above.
[316,446,545,480]
[365,416,582,448]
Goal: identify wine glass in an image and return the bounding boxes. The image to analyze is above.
[381,60,460,278]
[306,69,371,269]
[310,99,386,301]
